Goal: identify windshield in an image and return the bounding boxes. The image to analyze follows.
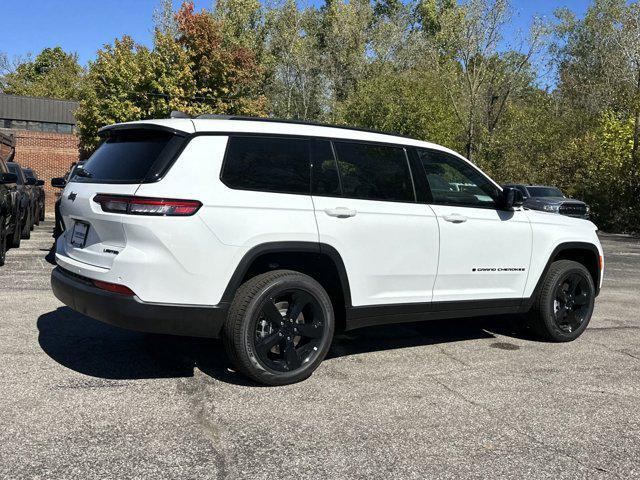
[74,130,176,183]
[7,164,24,184]
[527,186,564,198]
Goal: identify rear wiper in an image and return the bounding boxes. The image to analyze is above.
[75,168,93,178]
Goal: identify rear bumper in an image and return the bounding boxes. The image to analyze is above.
[51,267,228,338]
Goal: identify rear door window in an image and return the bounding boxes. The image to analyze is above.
[75,130,179,183]
[311,139,340,197]
[332,141,415,203]
[221,136,310,194]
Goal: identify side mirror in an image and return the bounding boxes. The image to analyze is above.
[501,187,524,209]
[26,177,37,186]
[36,179,45,186]
[51,177,66,188]
[0,172,18,185]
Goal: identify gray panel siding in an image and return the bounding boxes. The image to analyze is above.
[0,94,78,124]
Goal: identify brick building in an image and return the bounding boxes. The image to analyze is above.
[0,94,80,210]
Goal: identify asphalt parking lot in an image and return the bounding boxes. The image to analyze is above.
[1,220,639,479]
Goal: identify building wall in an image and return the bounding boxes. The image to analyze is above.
[3,129,79,210]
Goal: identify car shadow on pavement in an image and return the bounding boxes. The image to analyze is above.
[37,307,532,386]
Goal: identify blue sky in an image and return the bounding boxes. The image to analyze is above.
[1,0,591,66]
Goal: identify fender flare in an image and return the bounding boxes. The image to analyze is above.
[219,241,352,307]
[523,241,601,310]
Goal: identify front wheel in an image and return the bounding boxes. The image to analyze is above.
[223,270,335,385]
[528,260,596,342]
[21,209,31,240]
[9,209,21,248]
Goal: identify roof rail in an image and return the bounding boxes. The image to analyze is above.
[192,114,413,139]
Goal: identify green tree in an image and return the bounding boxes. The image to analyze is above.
[318,0,373,120]
[263,0,324,119]
[1,47,83,100]
[76,1,266,154]
[339,66,459,148]
[74,37,163,154]
[174,1,266,116]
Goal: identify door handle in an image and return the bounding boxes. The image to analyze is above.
[324,207,357,218]
[443,213,467,223]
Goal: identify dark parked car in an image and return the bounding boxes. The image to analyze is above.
[7,162,35,239]
[23,168,45,224]
[0,134,21,265]
[503,184,590,219]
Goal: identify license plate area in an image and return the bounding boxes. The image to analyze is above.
[70,221,90,248]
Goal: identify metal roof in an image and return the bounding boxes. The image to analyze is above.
[0,94,78,124]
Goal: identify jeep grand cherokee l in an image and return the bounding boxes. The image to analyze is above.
[51,116,604,385]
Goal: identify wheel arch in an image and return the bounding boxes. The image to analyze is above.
[525,241,601,310]
[220,242,352,330]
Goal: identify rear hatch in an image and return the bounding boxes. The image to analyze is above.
[59,124,190,269]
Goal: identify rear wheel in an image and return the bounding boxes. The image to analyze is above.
[34,205,40,226]
[223,270,335,385]
[39,203,45,222]
[528,260,595,342]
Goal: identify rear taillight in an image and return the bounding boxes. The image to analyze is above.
[93,279,135,296]
[93,194,201,216]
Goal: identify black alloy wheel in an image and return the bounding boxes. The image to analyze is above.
[253,289,326,373]
[223,270,335,385]
[553,272,591,333]
[529,259,595,342]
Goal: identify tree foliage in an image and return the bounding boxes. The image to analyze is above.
[1,47,83,100]
[75,1,265,153]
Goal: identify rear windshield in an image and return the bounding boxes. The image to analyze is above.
[74,130,177,183]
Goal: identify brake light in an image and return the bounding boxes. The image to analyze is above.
[93,194,201,216]
[93,279,135,296]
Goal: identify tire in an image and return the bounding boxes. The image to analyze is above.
[0,216,6,266]
[528,260,595,342]
[34,205,40,226]
[9,209,21,249]
[223,270,335,385]
[21,209,31,240]
[30,207,35,231]
[39,204,45,222]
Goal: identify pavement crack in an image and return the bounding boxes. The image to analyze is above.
[177,371,233,480]
[430,374,622,478]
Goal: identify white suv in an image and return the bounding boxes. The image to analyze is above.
[51,116,604,385]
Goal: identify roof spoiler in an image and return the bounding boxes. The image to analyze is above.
[98,123,188,137]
